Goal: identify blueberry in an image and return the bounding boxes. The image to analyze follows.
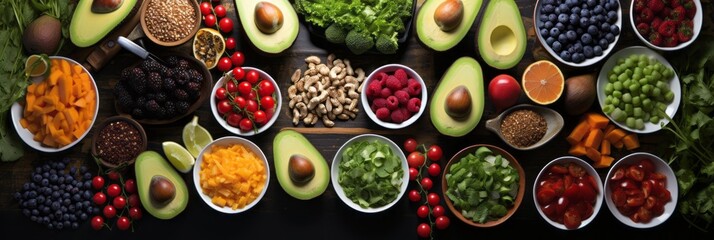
[56,222,64,230]
[566,30,577,41]
[555,22,565,31]
[571,6,581,15]
[580,9,591,18]
[555,6,561,15]
[546,36,556,46]
[539,15,548,24]
[569,13,580,25]
[609,0,619,9]
[42,164,51,171]
[62,157,71,164]
[596,14,606,23]
[42,206,50,214]
[552,41,563,52]
[581,33,593,44]
[605,32,615,43]
[579,17,589,27]
[56,162,65,171]
[610,25,620,35]
[601,22,611,32]
[566,0,576,7]
[572,53,585,63]
[607,11,617,23]
[543,4,555,14]
[51,201,60,211]
[80,166,88,173]
[599,38,610,49]
[583,46,594,58]
[594,5,604,14]
[604,2,612,10]
[80,213,88,221]
[559,4,569,13]
[540,28,550,38]
[587,25,599,36]
[558,34,569,44]
[558,13,569,23]
[544,21,554,30]
[589,17,599,25]
[548,13,557,22]
[71,222,79,230]
[587,0,597,7]
[550,28,561,37]
[32,174,42,183]
[83,172,92,180]
[544,0,556,4]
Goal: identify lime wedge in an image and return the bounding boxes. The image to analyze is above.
[162,141,195,173]
[25,54,50,77]
[182,115,213,158]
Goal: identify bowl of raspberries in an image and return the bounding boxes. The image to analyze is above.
[630,0,702,51]
[361,64,426,129]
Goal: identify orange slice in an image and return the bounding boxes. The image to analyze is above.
[522,60,564,105]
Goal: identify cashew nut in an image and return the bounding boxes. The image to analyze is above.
[322,115,335,127]
[288,85,297,99]
[331,97,343,115]
[348,100,358,112]
[292,108,301,125]
[344,59,354,76]
[344,83,359,99]
[326,98,333,113]
[318,103,327,115]
[337,113,350,120]
[327,54,335,68]
[291,69,301,83]
[318,64,330,76]
[304,75,319,91]
[305,56,320,65]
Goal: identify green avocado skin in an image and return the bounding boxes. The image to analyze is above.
[477,0,527,70]
[273,130,330,200]
[430,57,485,137]
[135,150,188,220]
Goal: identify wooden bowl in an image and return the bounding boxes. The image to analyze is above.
[115,52,212,125]
[442,144,526,227]
[139,0,201,47]
[91,115,147,169]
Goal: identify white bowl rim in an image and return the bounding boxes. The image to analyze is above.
[210,67,282,136]
[331,134,409,213]
[10,56,99,153]
[532,156,604,230]
[629,0,703,51]
[192,136,271,214]
[361,64,428,129]
[604,152,678,228]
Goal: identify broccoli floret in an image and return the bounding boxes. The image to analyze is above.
[325,23,347,44]
[375,33,399,54]
[345,30,374,55]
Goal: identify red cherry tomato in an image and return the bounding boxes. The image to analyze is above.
[239,118,253,131]
[91,216,104,230]
[199,2,212,16]
[567,163,586,178]
[416,223,431,238]
[93,192,107,206]
[245,99,259,113]
[128,194,140,207]
[549,164,569,175]
[107,171,120,181]
[555,196,569,216]
[407,152,425,168]
[246,70,260,84]
[258,80,275,96]
[225,37,236,50]
[427,145,442,161]
[92,176,105,190]
[106,184,121,198]
[610,167,625,181]
[488,74,521,112]
[427,193,440,206]
[233,96,247,109]
[226,80,238,93]
[237,81,252,96]
[409,167,418,181]
[577,181,597,202]
[408,189,421,202]
[435,216,450,230]
[432,205,445,217]
[541,204,557,219]
[217,99,232,115]
[112,196,127,209]
[626,165,645,182]
[536,187,556,205]
[232,67,245,80]
[427,163,441,177]
[253,110,268,125]
[420,177,433,191]
[215,87,227,100]
[129,207,142,220]
[231,51,245,67]
[403,138,418,152]
[116,216,131,231]
[219,17,233,33]
[103,205,116,219]
[260,96,275,110]
[226,113,243,127]
[204,14,216,27]
[124,178,136,194]
[417,205,429,218]
[214,5,226,18]
[217,57,232,72]
[563,209,582,229]
[638,159,655,173]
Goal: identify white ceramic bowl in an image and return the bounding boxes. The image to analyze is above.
[604,152,677,228]
[10,56,99,153]
[331,134,409,213]
[630,0,702,51]
[361,64,427,129]
[193,136,270,214]
[533,156,604,230]
[534,0,622,67]
[596,46,681,134]
[210,67,282,136]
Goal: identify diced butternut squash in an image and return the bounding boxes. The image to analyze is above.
[568,143,587,156]
[623,134,640,150]
[567,120,591,145]
[199,144,267,210]
[604,124,616,135]
[604,128,627,143]
[586,147,601,162]
[584,112,610,129]
[600,139,611,156]
[612,140,624,149]
[583,129,604,149]
[566,112,638,169]
[594,156,615,168]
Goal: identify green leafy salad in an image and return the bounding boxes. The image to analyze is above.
[445,146,520,224]
[293,0,414,55]
[338,139,404,208]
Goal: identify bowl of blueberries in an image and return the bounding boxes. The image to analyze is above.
[534,0,622,68]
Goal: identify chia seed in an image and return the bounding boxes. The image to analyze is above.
[500,109,547,148]
[96,121,142,166]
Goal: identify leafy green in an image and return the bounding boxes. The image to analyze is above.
[338,139,404,208]
[444,147,520,224]
[293,0,413,54]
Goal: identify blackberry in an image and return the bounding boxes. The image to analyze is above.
[157,65,169,77]
[129,67,145,80]
[188,69,203,83]
[186,81,201,92]
[131,108,145,119]
[145,99,160,113]
[174,89,189,100]
[115,93,134,111]
[164,68,176,78]
[177,59,191,70]
[145,93,156,101]
[166,56,180,67]
[176,101,190,114]
[155,92,168,103]
[164,101,177,117]
[113,81,131,97]
[120,68,132,81]
[140,59,161,73]
[128,69,147,95]
[175,70,190,85]
[135,96,147,108]
[162,78,176,90]
[147,72,163,92]
[155,106,167,119]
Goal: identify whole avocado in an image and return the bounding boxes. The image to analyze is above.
[23,15,62,55]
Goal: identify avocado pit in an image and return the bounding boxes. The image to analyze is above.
[445,85,472,119]
[150,175,176,206]
[288,154,315,184]
[433,0,464,32]
[254,1,284,34]
[91,0,124,13]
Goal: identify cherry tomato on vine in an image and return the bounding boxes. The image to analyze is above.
[103,205,116,219]
[106,184,121,198]
[427,193,440,206]
[116,216,131,231]
[420,177,433,191]
[254,110,268,125]
[113,196,127,209]
[217,57,232,72]
[409,167,418,181]
[215,87,227,100]
[226,113,242,127]
[231,51,245,67]
[232,67,245,80]
[93,192,107,206]
[199,2,212,16]
[258,80,275,96]
[408,152,425,168]
[246,70,260,84]
[427,145,443,161]
[219,18,233,33]
[260,96,275,110]
[214,5,226,18]
[107,171,120,181]
[225,37,236,50]
[124,179,136,194]
[91,216,104,230]
[128,194,140,207]
[404,138,418,152]
[417,205,430,218]
[204,14,216,27]
[432,205,445,217]
[408,189,421,202]
[233,96,247,109]
[435,216,450,230]
[239,118,253,131]
[129,207,143,220]
[428,163,441,177]
[417,223,431,238]
[92,176,105,190]
[217,99,232,115]
[245,99,259,113]
[226,81,238,93]
[238,81,252,96]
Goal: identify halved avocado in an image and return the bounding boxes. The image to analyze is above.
[235,0,299,54]
[477,0,526,70]
[273,130,329,200]
[415,0,483,51]
[429,57,485,137]
[135,150,188,219]
[70,0,137,47]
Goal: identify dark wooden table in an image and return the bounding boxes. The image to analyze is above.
[1,0,711,238]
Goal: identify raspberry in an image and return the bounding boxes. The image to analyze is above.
[385,76,402,91]
[375,107,391,121]
[372,98,387,109]
[390,108,411,124]
[386,96,399,110]
[373,72,388,82]
[394,69,408,87]
[367,81,382,98]
[407,98,421,113]
[380,88,393,99]
[394,90,410,105]
[407,79,422,97]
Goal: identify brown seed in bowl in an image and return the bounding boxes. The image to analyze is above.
[144,0,198,43]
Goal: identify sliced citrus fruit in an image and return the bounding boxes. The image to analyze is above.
[162,141,195,173]
[182,115,213,158]
[24,54,50,77]
[193,28,225,70]
[522,60,564,105]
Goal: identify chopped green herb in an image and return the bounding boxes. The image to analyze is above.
[338,139,404,208]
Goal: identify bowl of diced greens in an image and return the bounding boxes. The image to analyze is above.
[331,134,408,213]
[442,144,525,227]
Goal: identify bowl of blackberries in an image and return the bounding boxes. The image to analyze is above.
[113,54,212,125]
[534,0,622,67]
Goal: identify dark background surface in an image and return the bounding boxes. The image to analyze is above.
[1,0,711,239]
